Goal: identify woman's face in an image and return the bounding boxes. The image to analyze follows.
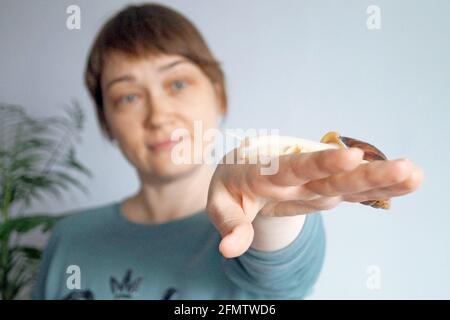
[101,52,223,181]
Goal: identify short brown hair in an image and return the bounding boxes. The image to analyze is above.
[85,3,227,140]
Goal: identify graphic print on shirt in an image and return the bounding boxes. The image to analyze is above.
[161,287,179,300]
[63,289,95,300]
[62,268,179,299]
[110,268,143,299]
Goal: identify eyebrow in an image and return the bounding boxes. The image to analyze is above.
[104,59,189,91]
[105,75,135,91]
[157,59,189,72]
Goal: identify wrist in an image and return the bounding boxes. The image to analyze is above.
[250,214,306,252]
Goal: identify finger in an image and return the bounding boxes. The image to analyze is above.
[271,147,364,185]
[343,165,424,202]
[244,148,364,201]
[259,200,320,217]
[262,196,342,215]
[305,158,415,197]
[206,183,256,258]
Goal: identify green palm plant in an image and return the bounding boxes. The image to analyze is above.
[0,102,91,300]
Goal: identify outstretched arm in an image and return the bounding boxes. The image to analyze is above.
[207,147,423,257]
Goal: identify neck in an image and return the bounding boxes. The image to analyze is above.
[121,165,215,224]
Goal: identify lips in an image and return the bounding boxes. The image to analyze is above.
[148,138,181,152]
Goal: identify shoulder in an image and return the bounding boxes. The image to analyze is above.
[52,201,119,240]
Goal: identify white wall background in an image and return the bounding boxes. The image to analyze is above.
[0,0,449,299]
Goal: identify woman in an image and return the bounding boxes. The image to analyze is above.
[33,4,423,300]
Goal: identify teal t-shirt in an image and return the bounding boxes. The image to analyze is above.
[32,201,325,300]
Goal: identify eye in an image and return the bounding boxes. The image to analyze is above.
[171,79,188,92]
[117,94,139,105]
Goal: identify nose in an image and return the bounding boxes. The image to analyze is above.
[144,95,174,130]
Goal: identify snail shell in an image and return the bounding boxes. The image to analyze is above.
[320,131,390,209]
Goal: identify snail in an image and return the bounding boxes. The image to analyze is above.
[238,131,390,209]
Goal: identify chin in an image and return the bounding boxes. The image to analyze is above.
[142,161,199,182]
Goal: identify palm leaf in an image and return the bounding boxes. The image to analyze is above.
[11,246,42,261]
[0,101,90,300]
[60,148,92,177]
[0,215,63,239]
[50,171,89,195]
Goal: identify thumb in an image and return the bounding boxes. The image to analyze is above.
[207,187,256,258]
[219,215,254,259]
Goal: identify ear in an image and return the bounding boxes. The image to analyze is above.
[106,130,116,142]
[103,122,116,142]
[101,108,117,141]
[213,82,226,116]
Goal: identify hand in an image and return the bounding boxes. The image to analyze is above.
[206,147,423,258]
